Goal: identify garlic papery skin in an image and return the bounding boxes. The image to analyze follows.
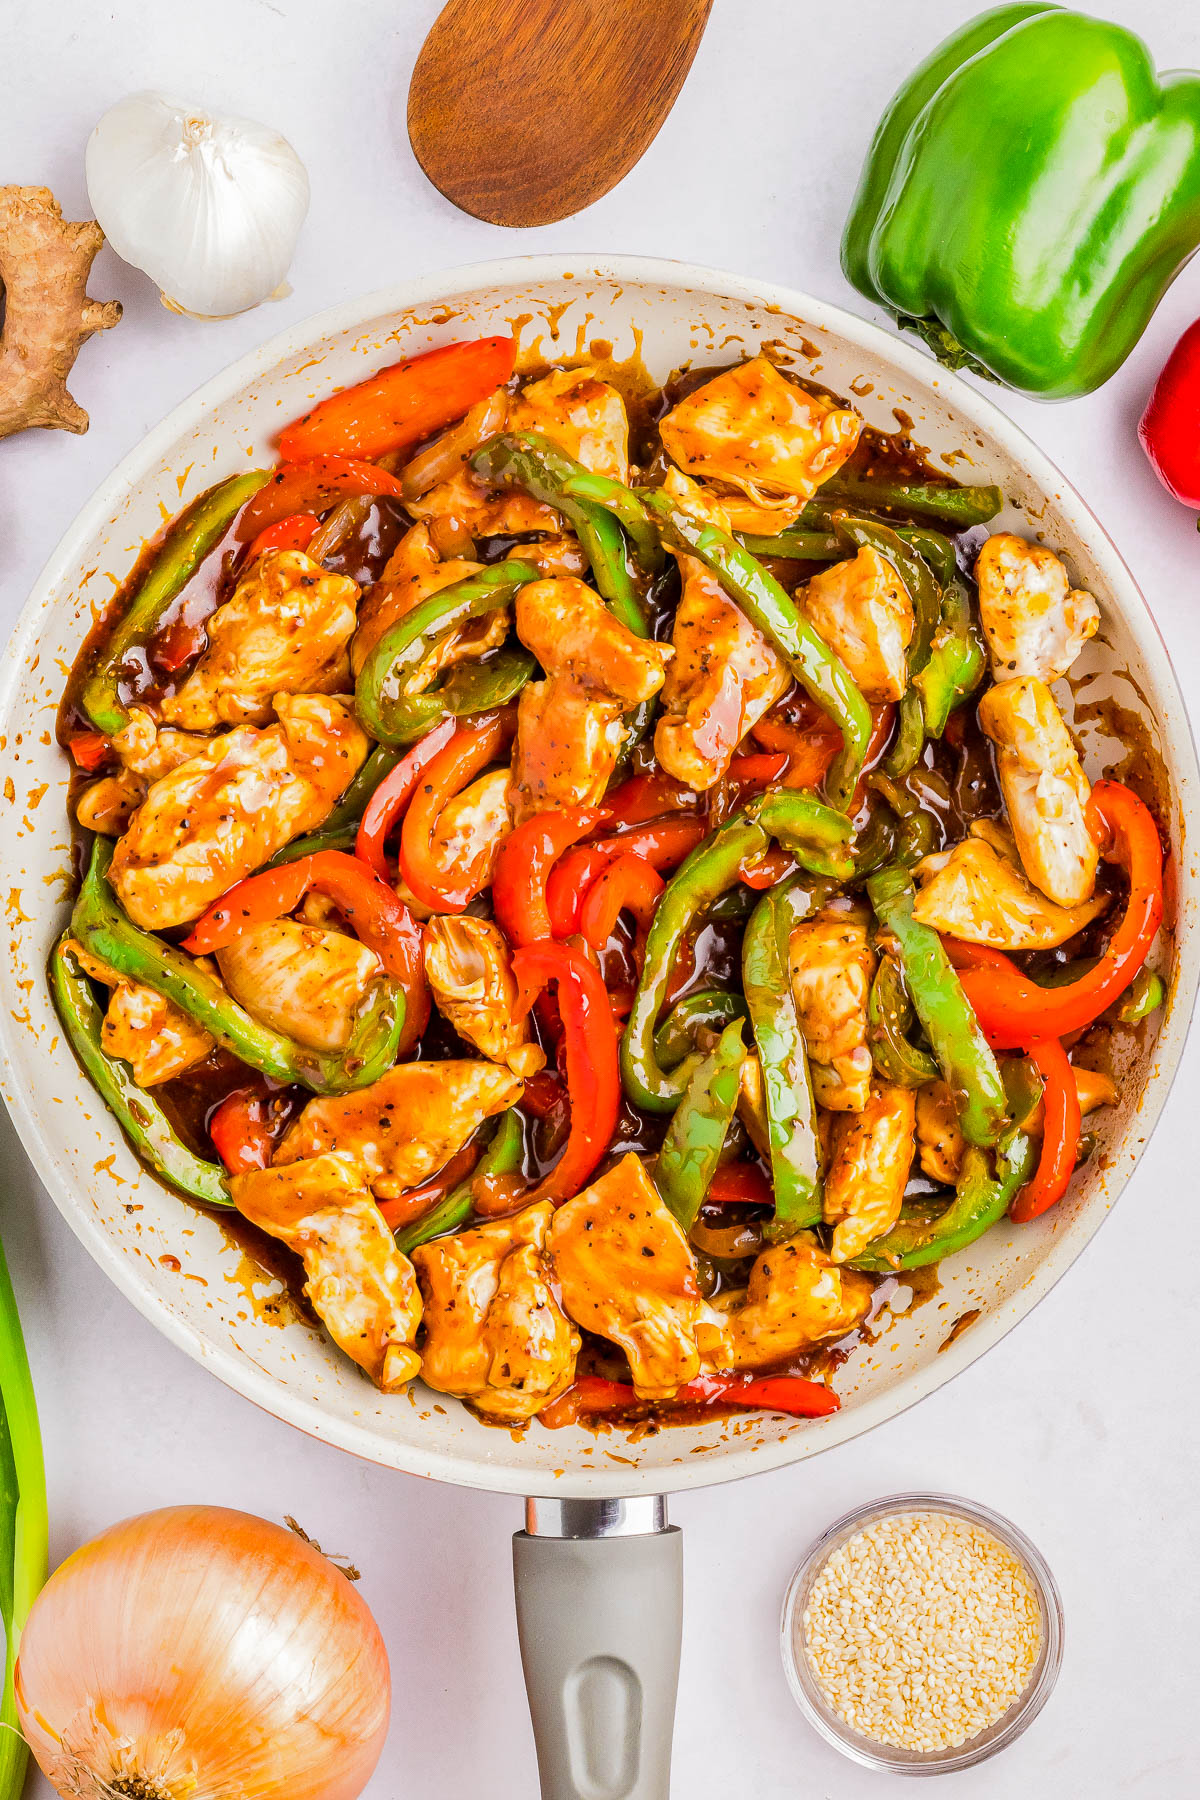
[86,91,310,318]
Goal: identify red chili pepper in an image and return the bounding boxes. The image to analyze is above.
[246,511,321,561]
[208,1088,279,1174]
[235,456,409,541]
[601,770,701,826]
[399,711,516,912]
[511,943,620,1203]
[706,1163,774,1207]
[1009,1036,1081,1223]
[557,1371,839,1419]
[545,846,618,938]
[67,731,112,772]
[278,336,517,464]
[951,780,1163,1049]
[376,1142,480,1231]
[591,815,708,873]
[492,807,609,947]
[182,848,428,1053]
[1138,318,1200,510]
[579,853,664,950]
[355,718,457,878]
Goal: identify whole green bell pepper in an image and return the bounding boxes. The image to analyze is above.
[842,4,1200,398]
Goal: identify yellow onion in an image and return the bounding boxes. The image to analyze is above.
[14,1505,389,1800]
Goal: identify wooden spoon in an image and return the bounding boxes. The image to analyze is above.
[407,0,713,227]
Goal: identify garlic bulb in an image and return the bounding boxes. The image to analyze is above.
[86,91,309,318]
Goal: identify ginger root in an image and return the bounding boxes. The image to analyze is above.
[0,185,122,439]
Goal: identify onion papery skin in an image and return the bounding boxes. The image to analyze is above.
[14,1505,390,1800]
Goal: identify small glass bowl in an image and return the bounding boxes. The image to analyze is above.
[780,1492,1064,1776]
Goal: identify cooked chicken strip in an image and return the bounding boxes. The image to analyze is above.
[654,553,790,790]
[217,920,383,1054]
[428,767,512,893]
[978,677,1098,906]
[788,901,876,1112]
[917,1067,1117,1187]
[275,1061,523,1199]
[405,468,560,543]
[75,770,146,837]
[723,1236,872,1369]
[113,708,214,780]
[109,695,369,930]
[660,356,861,525]
[510,577,670,822]
[975,534,1099,682]
[160,550,358,730]
[67,938,214,1087]
[547,1154,730,1400]
[412,1201,579,1422]
[913,821,1107,950]
[822,1081,916,1262]
[423,915,540,1073]
[231,1152,422,1390]
[801,546,914,703]
[509,366,630,480]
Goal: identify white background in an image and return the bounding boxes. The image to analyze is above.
[3,2,1200,1794]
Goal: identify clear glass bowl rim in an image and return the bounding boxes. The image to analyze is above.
[779,1490,1065,1777]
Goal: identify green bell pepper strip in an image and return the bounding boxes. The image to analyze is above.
[914,576,986,738]
[841,4,1200,398]
[867,954,939,1087]
[544,462,665,577]
[820,475,1004,528]
[51,936,232,1207]
[639,488,873,812]
[0,1227,46,1800]
[866,862,1009,1147]
[622,816,769,1112]
[354,560,538,745]
[394,1110,525,1253]
[471,433,650,634]
[850,804,898,878]
[81,469,271,735]
[743,879,826,1236]
[654,989,748,1072]
[866,773,936,868]
[357,645,536,749]
[735,531,843,561]
[1116,966,1165,1024]
[848,1134,1035,1272]
[895,526,958,587]
[72,839,404,1096]
[742,789,855,879]
[656,1021,748,1231]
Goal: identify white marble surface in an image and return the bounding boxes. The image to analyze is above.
[4,2,1200,1794]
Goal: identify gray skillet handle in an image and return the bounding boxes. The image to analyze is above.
[514,1496,682,1800]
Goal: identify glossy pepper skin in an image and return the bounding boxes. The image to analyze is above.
[842,4,1200,398]
[1139,317,1200,509]
[848,1134,1035,1272]
[393,1109,525,1253]
[656,1021,747,1231]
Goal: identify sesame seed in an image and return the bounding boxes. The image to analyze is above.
[801,1511,1042,1754]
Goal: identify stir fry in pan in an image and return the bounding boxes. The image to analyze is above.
[53,336,1167,1429]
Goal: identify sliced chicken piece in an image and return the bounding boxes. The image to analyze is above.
[918,1066,1118,1187]
[514,534,589,579]
[75,769,146,836]
[350,521,507,679]
[428,766,512,893]
[975,534,1100,682]
[978,677,1098,907]
[160,550,358,730]
[547,1154,730,1400]
[216,920,382,1054]
[510,577,670,822]
[112,707,215,780]
[723,1236,873,1369]
[423,915,541,1074]
[654,553,790,790]
[405,467,561,544]
[823,1081,916,1262]
[660,356,861,522]
[913,821,1107,949]
[509,366,630,480]
[66,938,214,1087]
[788,901,876,1112]
[412,1200,580,1422]
[275,1061,523,1200]
[801,547,914,704]
[230,1151,422,1390]
[109,695,369,930]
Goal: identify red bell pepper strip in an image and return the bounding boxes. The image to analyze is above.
[579,853,665,950]
[246,511,321,561]
[752,702,894,801]
[511,943,620,1203]
[737,846,796,891]
[355,717,457,878]
[235,456,409,541]
[208,1087,279,1174]
[1009,1036,1081,1223]
[558,1371,839,1419]
[591,815,709,874]
[602,770,701,826]
[546,846,619,938]
[398,710,515,912]
[951,780,1163,1049]
[181,848,428,1052]
[706,1163,774,1208]
[278,336,517,464]
[1138,318,1200,511]
[492,807,609,947]
[67,731,112,772]
[727,752,789,788]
